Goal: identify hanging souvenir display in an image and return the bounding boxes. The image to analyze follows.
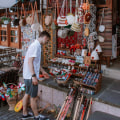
[78,0,84,24]
[71,0,81,32]
[83,0,91,37]
[95,44,102,53]
[57,28,68,39]
[81,49,87,57]
[91,50,99,60]
[84,56,91,66]
[66,0,75,25]
[88,35,94,50]
[45,0,52,26]
[98,35,104,42]
[99,8,105,32]
[19,3,26,26]
[57,0,68,27]
[89,4,96,33]
[74,49,81,57]
[26,2,34,25]
[82,1,90,10]
[84,26,89,36]
[71,23,81,32]
[89,32,98,40]
[84,12,91,24]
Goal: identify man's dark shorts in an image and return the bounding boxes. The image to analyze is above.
[24,79,38,98]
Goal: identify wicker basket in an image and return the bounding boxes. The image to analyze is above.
[6,95,17,111]
[56,75,71,85]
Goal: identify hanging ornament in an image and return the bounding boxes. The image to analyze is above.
[84,12,91,24]
[84,26,89,36]
[78,0,84,24]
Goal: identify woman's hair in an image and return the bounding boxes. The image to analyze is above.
[39,31,51,39]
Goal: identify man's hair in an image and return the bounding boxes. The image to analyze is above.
[39,31,51,39]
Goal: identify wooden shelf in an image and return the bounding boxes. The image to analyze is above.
[49,60,88,70]
[57,48,70,51]
[55,54,76,60]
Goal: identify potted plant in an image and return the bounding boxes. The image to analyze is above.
[1,16,11,24]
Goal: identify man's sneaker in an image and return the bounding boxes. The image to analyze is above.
[34,115,50,120]
[21,112,34,120]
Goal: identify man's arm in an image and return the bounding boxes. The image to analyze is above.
[28,57,38,85]
[40,66,49,79]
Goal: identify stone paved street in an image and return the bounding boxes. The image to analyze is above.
[0,105,23,120]
[0,103,55,120]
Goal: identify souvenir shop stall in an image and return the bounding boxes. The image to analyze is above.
[0,0,119,119]
[48,0,102,94]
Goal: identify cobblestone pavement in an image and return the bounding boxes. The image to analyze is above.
[0,105,23,120]
[0,104,55,120]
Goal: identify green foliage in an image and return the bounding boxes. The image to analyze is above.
[1,16,11,22]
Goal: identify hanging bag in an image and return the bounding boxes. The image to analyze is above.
[71,0,81,32]
[26,2,34,25]
[99,8,105,32]
[31,1,41,31]
[58,28,68,39]
[57,0,68,27]
[57,0,68,38]
[13,5,20,26]
[45,0,52,26]
[98,35,104,42]
[66,0,75,25]
[78,0,84,24]
[19,3,26,26]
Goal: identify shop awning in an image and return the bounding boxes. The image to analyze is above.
[0,0,19,9]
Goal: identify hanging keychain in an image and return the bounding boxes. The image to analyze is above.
[84,0,91,37]
[84,0,91,24]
